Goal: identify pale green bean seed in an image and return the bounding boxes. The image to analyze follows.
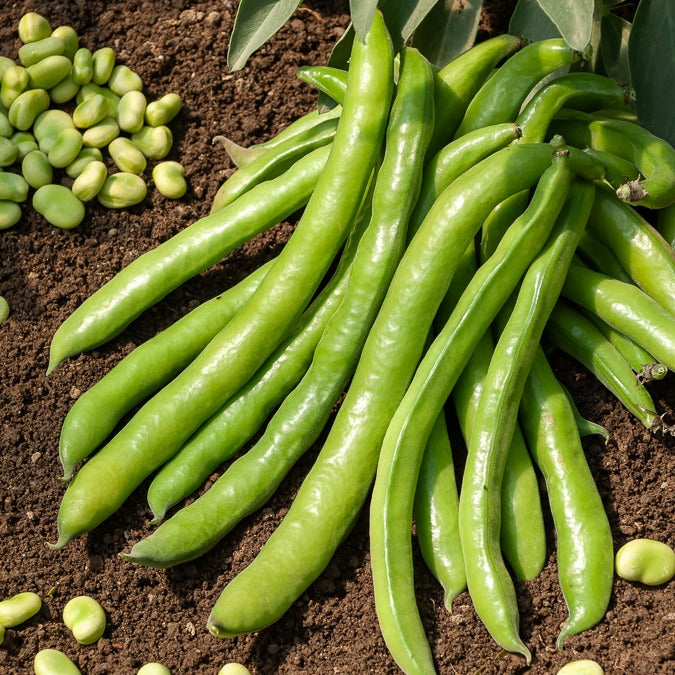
[1,65,29,109]
[12,131,39,160]
[0,111,12,138]
[109,137,146,174]
[49,74,80,104]
[0,137,17,166]
[107,64,143,96]
[48,127,83,168]
[72,48,93,86]
[72,93,108,128]
[33,648,81,675]
[98,172,147,208]
[0,591,41,627]
[152,160,186,199]
[117,90,146,134]
[33,184,85,228]
[145,92,182,127]
[77,83,120,116]
[62,595,106,645]
[18,12,52,44]
[26,55,71,90]
[34,109,75,153]
[137,664,171,675]
[82,116,119,148]
[0,172,30,202]
[0,57,15,82]
[131,125,172,159]
[51,26,79,60]
[18,36,66,66]
[615,538,675,585]
[22,150,53,188]
[8,88,50,130]
[217,664,251,675]
[72,160,107,201]
[0,200,22,229]
[65,147,103,178]
[556,659,604,675]
[92,47,115,85]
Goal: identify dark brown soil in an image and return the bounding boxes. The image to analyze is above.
[0,1,673,674]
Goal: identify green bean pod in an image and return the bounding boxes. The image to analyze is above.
[296,65,347,105]
[656,203,675,248]
[545,301,659,429]
[587,187,675,316]
[59,261,272,480]
[210,117,338,214]
[370,156,573,672]
[583,147,639,189]
[134,44,432,556]
[562,260,675,370]
[519,349,613,648]
[576,230,633,284]
[48,144,331,371]
[454,38,584,138]
[52,11,393,548]
[206,144,597,640]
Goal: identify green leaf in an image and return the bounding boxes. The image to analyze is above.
[509,0,561,42]
[227,0,303,72]
[379,0,440,52]
[600,12,632,85]
[350,0,379,43]
[629,0,675,146]
[537,0,595,51]
[412,0,484,68]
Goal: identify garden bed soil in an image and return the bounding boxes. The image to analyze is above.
[0,1,673,673]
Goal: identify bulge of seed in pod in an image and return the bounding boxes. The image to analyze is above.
[33,184,85,229]
[615,538,675,585]
[62,595,106,644]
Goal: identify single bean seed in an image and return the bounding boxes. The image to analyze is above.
[1,65,29,109]
[0,137,18,166]
[18,36,66,66]
[145,92,182,127]
[18,12,52,43]
[91,47,115,85]
[82,116,119,148]
[33,648,82,675]
[77,83,120,116]
[615,538,675,585]
[131,125,173,159]
[152,161,186,199]
[97,172,147,208]
[34,109,75,153]
[33,184,85,228]
[51,26,79,60]
[0,295,10,322]
[0,172,30,201]
[71,160,107,201]
[136,665,171,675]
[0,57,15,81]
[556,660,604,675]
[9,88,50,130]
[26,55,72,90]
[62,595,106,644]
[49,73,80,104]
[72,48,93,86]
[65,146,103,178]
[117,90,147,133]
[11,131,39,160]
[107,64,143,96]
[72,93,108,128]
[217,665,251,675]
[0,591,41,627]
[48,127,83,168]
[0,111,12,138]
[0,201,22,229]
[109,136,146,173]
[22,149,53,188]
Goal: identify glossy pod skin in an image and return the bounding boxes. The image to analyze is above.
[519,349,613,647]
[52,11,394,549]
[370,156,573,673]
[206,144,601,639]
[545,301,659,429]
[131,45,433,560]
[47,144,331,372]
[576,229,634,284]
[562,260,675,371]
[657,203,675,248]
[58,261,272,480]
[296,64,347,105]
[459,180,596,662]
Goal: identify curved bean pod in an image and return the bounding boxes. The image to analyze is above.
[576,230,634,284]
[296,65,347,105]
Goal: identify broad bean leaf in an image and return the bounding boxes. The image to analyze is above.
[509,0,561,43]
[350,0,379,43]
[538,0,595,51]
[412,0,484,68]
[600,12,632,85]
[629,0,675,145]
[227,0,303,72]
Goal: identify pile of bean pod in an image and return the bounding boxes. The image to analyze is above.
[0,11,186,231]
[46,12,674,674]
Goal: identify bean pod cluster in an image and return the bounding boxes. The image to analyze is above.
[45,13,674,674]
